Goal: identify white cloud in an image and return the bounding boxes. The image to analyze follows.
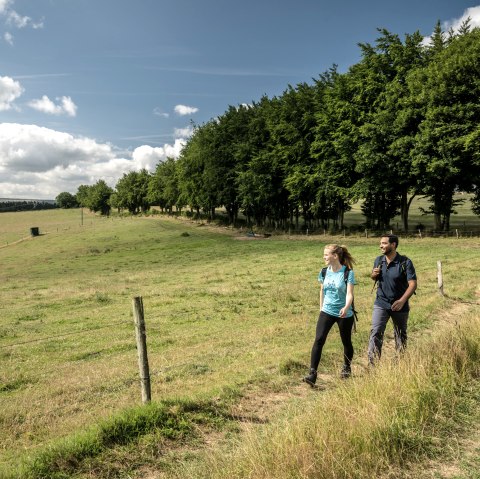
[132,139,186,169]
[153,107,169,118]
[0,123,121,197]
[0,0,43,45]
[28,95,77,117]
[0,75,23,110]
[174,126,193,138]
[174,104,199,116]
[0,123,186,198]
[424,5,480,44]
[442,5,480,32]
[7,9,30,28]
[0,0,12,14]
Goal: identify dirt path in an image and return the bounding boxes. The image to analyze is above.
[138,298,479,479]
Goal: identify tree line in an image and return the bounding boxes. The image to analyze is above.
[57,22,480,232]
[0,200,57,213]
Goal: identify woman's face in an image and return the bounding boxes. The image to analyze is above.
[323,248,337,265]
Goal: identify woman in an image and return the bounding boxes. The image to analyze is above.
[303,244,356,386]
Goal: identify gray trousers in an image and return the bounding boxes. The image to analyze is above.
[368,304,408,363]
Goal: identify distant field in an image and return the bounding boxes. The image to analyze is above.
[344,192,480,231]
[0,209,479,477]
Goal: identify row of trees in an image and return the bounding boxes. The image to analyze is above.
[58,22,480,231]
[0,200,57,213]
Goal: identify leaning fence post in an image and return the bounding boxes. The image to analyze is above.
[437,261,444,297]
[132,296,151,403]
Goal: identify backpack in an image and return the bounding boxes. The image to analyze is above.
[374,254,410,277]
[320,267,358,332]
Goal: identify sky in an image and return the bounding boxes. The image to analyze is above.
[1,0,480,200]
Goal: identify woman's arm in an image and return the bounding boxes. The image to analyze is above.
[339,282,354,318]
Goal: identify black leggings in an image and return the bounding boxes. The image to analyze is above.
[310,311,354,370]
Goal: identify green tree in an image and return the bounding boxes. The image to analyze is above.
[83,180,113,216]
[55,191,78,208]
[352,29,426,230]
[75,185,91,208]
[270,83,317,229]
[311,67,359,230]
[114,169,151,214]
[410,28,480,230]
[148,157,181,213]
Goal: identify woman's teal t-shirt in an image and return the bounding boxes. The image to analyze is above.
[318,265,355,318]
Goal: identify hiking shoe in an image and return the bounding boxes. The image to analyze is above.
[303,368,317,387]
[340,364,351,379]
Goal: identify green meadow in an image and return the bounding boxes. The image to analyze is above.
[0,209,479,478]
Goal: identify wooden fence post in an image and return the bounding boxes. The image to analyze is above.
[437,261,444,297]
[132,296,151,404]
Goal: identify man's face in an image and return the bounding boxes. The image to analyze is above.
[380,237,394,255]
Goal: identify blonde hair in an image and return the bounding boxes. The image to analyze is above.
[325,244,356,270]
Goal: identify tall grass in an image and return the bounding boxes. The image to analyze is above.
[0,209,479,477]
[195,309,480,479]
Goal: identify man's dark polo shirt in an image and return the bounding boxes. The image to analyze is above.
[374,253,417,312]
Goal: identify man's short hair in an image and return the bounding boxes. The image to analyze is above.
[382,234,399,248]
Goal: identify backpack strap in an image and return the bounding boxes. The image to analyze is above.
[344,267,358,332]
[374,255,383,269]
[397,255,416,294]
[397,255,408,276]
[321,267,327,280]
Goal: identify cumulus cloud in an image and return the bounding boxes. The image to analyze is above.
[174,126,193,138]
[0,123,186,198]
[28,95,77,117]
[442,5,480,32]
[132,139,186,169]
[0,123,127,197]
[0,75,23,110]
[424,5,480,44]
[4,30,12,44]
[174,104,199,116]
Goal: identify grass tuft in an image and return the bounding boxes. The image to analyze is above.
[11,399,228,479]
[194,312,480,479]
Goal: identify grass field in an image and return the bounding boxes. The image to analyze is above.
[0,209,479,478]
[343,193,480,232]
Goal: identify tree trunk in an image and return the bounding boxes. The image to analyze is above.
[400,191,412,232]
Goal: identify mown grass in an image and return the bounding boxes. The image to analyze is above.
[344,192,480,231]
[0,208,479,478]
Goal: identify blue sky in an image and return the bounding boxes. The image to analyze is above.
[1,0,479,199]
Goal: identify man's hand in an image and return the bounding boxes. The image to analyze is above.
[391,299,406,311]
[371,266,381,280]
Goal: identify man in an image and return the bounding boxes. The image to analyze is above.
[368,234,417,365]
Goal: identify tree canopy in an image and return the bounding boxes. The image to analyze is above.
[73,24,480,232]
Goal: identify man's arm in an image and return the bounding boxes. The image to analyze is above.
[391,279,417,311]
